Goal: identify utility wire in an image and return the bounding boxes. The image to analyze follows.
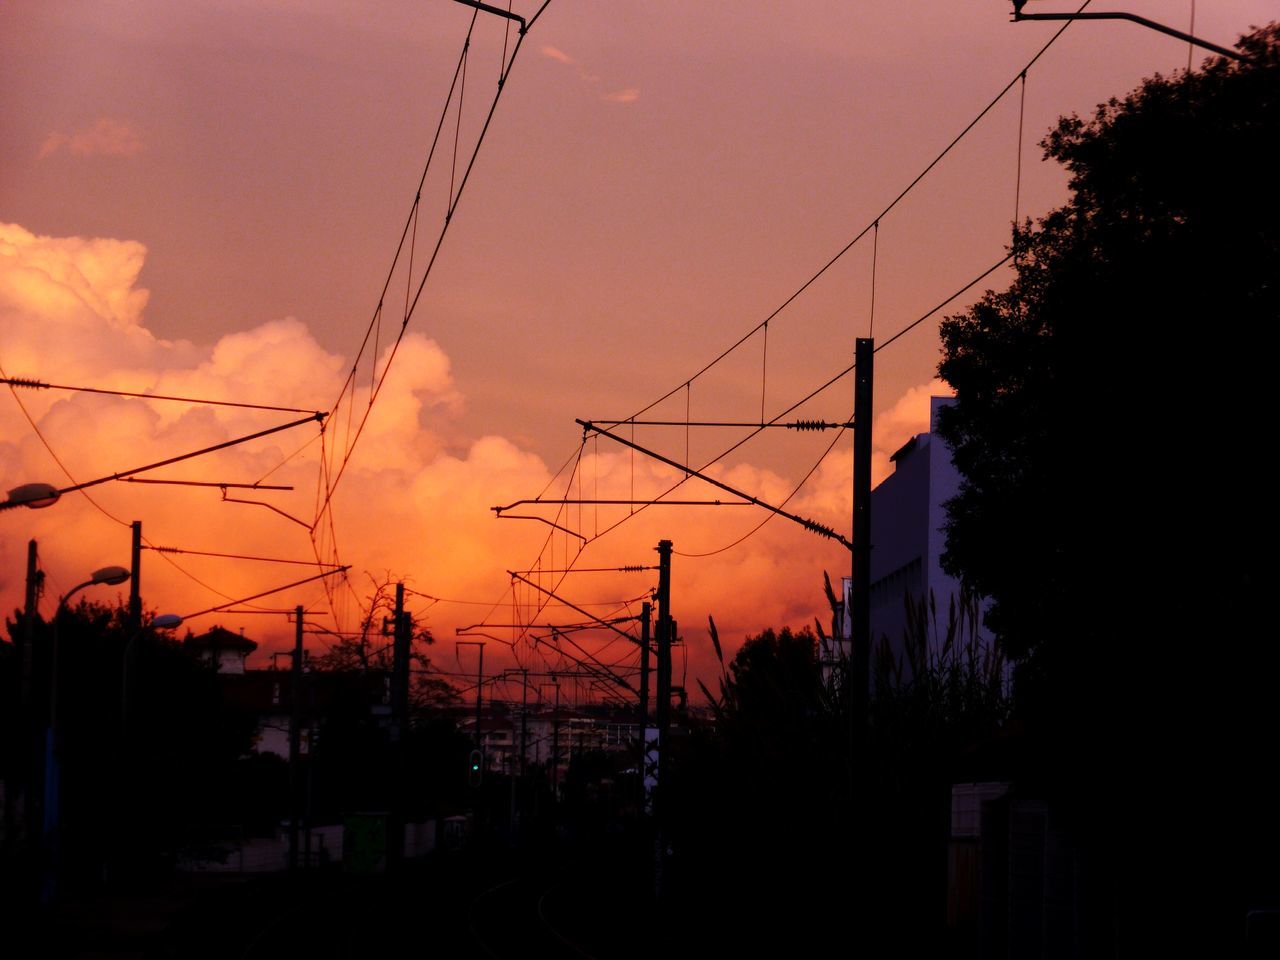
[0,376,321,414]
[146,546,343,567]
[318,6,538,513]
[457,2,1086,689]
[676,415,849,559]
[868,220,879,338]
[312,10,549,638]
[624,0,1091,424]
[182,566,351,621]
[581,254,1013,550]
[1,359,129,528]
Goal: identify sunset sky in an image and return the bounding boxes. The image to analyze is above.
[2,1,1270,701]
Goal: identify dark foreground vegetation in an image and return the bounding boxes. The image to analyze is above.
[2,24,1277,959]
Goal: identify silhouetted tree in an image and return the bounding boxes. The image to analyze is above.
[936,25,1279,949]
[303,577,465,820]
[666,625,848,951]
[3,601,257,886]
[309,573,457,714]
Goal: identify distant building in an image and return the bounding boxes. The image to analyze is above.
[457,716,516,773]
[820,397,990,687]
[184,624,257,674]
[458,704,640,788]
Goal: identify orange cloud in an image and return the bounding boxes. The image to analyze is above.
[38,119,143,159]
[0,223,944,701]
[871,378,952,484]
[540,44,625,95]
[540,45,574,65]
[601,88,640,104]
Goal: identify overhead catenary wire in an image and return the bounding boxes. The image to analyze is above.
[0,376,322,414]
[318,15,479,506]
[577,254,1013,552]
[308,6,554,646]
[1,360,326,612]
[494,242,1009,676]
[867,220,879,339]
[439,1,1094,697]
[584,420,851,430]
[492,251,1014,685]
[622,0,1092,425]
[316,5,545,517]
[579,420,852,550]
[1015,70,1028,232]
[146,545,344,567]
[181,566,351,621]
[2,360,129,528]
[3,413,326,509]
[676,414,850,559]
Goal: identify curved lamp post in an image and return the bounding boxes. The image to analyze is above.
[42,564,130,904]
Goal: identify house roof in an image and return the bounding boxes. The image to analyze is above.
[185,624,258,653]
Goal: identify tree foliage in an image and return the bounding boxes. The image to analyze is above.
[3,601,258,885]
[939,25,1278,664]
[308,574,458,714]
[935,26,1279,944]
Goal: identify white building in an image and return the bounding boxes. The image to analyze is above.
[184,624,257,674]
[822,397,991,687]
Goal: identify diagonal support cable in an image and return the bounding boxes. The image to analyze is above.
[182,565,351,621]
[508,571,643,693]
[2,413,326,512]
[577,420,853,551]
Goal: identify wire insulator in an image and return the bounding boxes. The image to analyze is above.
[2,376,49,390]
[787,419,833,432]
[802,518,839,540]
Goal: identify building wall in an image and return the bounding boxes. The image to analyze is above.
[869,429,931,666]
[867,396,988,679]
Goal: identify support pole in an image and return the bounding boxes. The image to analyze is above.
[551,679,561,797]
[638,601,651,812]
[129,521,142,633]
[288,606,303,873]
[474,645,485,755]
[19,541,40,845]
[654,540,673,898]
[519,669,529,779]
[518,668,529,833]
[390,583,409,868]
[852,340,873,740]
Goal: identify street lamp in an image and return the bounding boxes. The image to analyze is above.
[3,482,61,511]
[42,563,130,903]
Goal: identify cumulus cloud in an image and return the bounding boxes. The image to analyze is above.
[871,378,952,482]
[0,225,523,647]
[0,223,942,699]
[38,119,143,159]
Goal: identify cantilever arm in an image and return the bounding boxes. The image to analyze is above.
[1012,9,1249,62]
[577,419,853,551]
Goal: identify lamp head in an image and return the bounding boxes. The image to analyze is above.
[6,482,61,509]
[153,614,183,629]
[91,565,131,587]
